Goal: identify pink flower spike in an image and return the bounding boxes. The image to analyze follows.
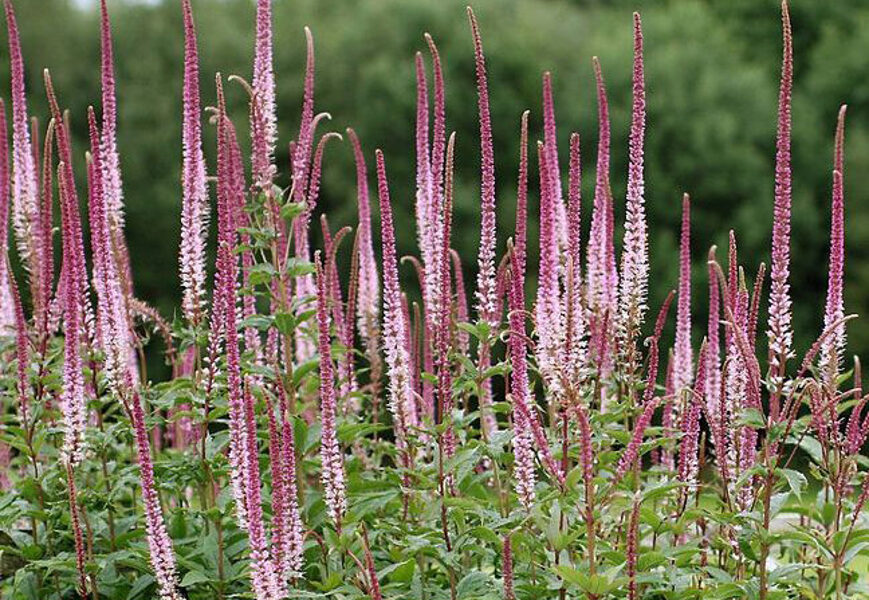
[617,13,649,359]
[467,7,498,327]
[767,0,794,382]
[251,0,277,185]
[542,72,568,249]
[4,0,41,281]
[565,132,586,380]
[347,128,380,351]
[535,141,564,396]
[315,252,347,529]
[180,0,209,326]
[0,101,15,333]
[375,150,419,458]
[678,342,707,492]
[502,535,515,600]
[820,105,847,381]
[587,57,616,315]
[99,0,126,236]
[10,263,29,427]
[673,193,693,395]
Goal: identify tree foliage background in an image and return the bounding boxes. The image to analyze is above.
[4,0,868,375]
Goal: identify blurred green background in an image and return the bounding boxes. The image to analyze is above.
[4,0,869,371]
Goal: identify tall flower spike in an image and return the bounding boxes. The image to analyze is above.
[99,0,126,234]
[617,13,648,365]
[87,108,130,390]
[129,390,183,600]
[347,128,380,355]
[251,0,277,185]
[672,194,693,395]
[0,101,15,332]
[316,252,347,529]
[705,247,724,464]
[536,141,564,396]
[820,105,847,381]
[678,342,706,492]
[565,132,586,382]
[767,0,794,383]
[542,72,568,249]
[4,0,41,284]
[468,7,497,326]
[10,262,29,427]
[376,150,419,460]
[57,162,86,467]
[502,535,515,600]
[180,0,209,326]
[46,70,93,340]
[587,57,617,354]
[436,133,457,458]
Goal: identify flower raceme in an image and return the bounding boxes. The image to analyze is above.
[1,2,866,599]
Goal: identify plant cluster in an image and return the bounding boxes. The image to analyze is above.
[0,0,866,599]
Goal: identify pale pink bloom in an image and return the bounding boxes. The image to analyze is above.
[86,108,130,390]
[347,129,380,353]
[672,194,693,396]
[251,0,277,186]
[3,0,41,281]
[678,343,707,491]
[0,101,14,332]
[820,105,847,381]
[704,248,726,476]
[767,0,794,381]
[468,7,498,326]
[180,0,209,325]
[99,0,126,236]
[315,253,347,528]
[535,141,564,396]
[375,150,419,455]
[617,13,649,361]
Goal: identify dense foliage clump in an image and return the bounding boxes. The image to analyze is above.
[0,1,867,599]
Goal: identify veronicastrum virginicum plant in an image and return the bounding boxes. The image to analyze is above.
[0,0,867,599]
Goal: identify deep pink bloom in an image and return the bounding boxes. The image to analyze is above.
[180,0,209,325]
[315,253,347,528]
[704,248,726,476]
[617,13,649,359]
[678,343,707,491]
[767,0,794,381]
[375,150,419,455]
[542,72,568,249]
[436,134,457,459]
[564,132,586,382]
[627,495,640,600]
[10,259,29,427]
[672,194,693,395]
[468,8,498,327]
[129,391,183,600]
[64,462,89,598]
[502,535,515,600]
[3,0,41,281]
[820,105,847,380]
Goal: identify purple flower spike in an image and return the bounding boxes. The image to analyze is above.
[99,0,127,240]
[180,0,209,326]
[820,105,847,382]
[767,0,794,383]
